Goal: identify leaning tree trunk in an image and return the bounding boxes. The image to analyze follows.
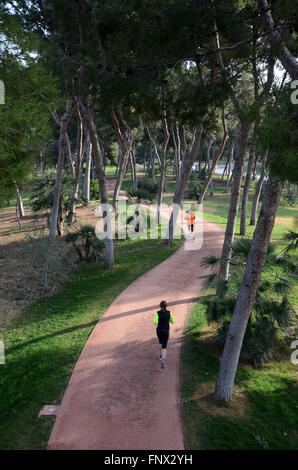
[52,110,75,178]
[40,151,45,176]
[221,158,228,180]
[214,176,283,402]
[130,147,137,192]
[83,134,92,204]
[250,149,268,226]
[171,122,181,183]
[69,99,84,223]
[112,140,131,207]
[166,123,203,245]
[225,141,234,193]
[240,144,255,235]
[258,0,298,81]
[217,118,251,288]
[85,107,114,269]
[156,110,170,224]
[151,143,155,183]
[208,140,214,196]
[252,153,258,181]
[49,100,72,241]
[16,186,25,218]
[111,109,143,208]
[198,110,228,204]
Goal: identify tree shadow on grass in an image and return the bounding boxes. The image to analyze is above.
[181,332,298,450]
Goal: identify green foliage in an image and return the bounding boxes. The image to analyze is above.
[0,42,58,207]
[281,183,298,207]
[64,225,105,263]
[204,296,236,324]
[282,229,298,255]
[185,181,203,200]
[127,179,158,202]
[181,296,298,450]
[30,171,86,227]
[198,167,207,182]
[203,240,295,365]
[259,85,298,183]
[89,180,100,200]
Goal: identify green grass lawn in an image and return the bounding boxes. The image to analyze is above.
[0,236,183,449]
[180,299,298,450]
[124,171,297,449]
[176,175,298,450]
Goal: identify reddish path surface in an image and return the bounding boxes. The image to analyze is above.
[47,180,225,450]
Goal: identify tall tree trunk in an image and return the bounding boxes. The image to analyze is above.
[221,159,228,180]
[52,110,75,178]
[150,143,155,183]
[69,98,84,222]
[214,176,283,402]
[112,109,143,208]
[49,100,72,241]
[171,122,181,183]
[217,118,251,287]
[198,110,228,204]
[16,186,25,218]
[252,153,258,181]
[156,109,170,224]
[84,106,114,269]
[130,148,137,192]
[113,144,131,206]
[83,133,92,204]
[40,151,45,176]
[166,123,203,245]
[240,144,255,235]
[225,141,234,193]
[258,0,298,81]
[208,140,214,196]
[114,143,121,178]
[250,150,268,226]
[143,149,147,175]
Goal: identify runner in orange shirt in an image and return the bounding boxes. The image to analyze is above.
[185,210,195,238]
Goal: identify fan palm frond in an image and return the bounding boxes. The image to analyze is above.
[282,229,298,254]
[200,254,221,269]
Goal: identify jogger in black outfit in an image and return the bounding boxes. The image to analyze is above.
[153,300,175,369]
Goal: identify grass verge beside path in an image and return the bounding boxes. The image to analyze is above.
[0,237,182,450]
[180,298,298,450]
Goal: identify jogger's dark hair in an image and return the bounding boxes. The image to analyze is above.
[160,300,167,310]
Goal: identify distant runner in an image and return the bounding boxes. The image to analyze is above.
[153,300,174,369]
[185,210,195,238]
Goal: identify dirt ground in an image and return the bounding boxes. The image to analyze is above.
[0,203,101,331]
[0,173,143,331]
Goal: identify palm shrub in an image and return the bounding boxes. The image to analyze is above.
[127,179,158,203]
[282,229,298,255]
[198,167,207,182]
[184,181,203,200]
[30,171,86,233]
[201,238,295,366]
[89,179,100,200]
[64,224,105,262]
[281,182,298,206]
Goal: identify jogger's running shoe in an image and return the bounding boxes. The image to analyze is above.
[161,359,165,369]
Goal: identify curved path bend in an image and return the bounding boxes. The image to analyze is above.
[47,183,225,450]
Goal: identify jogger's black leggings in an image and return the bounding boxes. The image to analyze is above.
[156,327,169,349]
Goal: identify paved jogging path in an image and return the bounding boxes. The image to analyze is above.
[47,185,225,450]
